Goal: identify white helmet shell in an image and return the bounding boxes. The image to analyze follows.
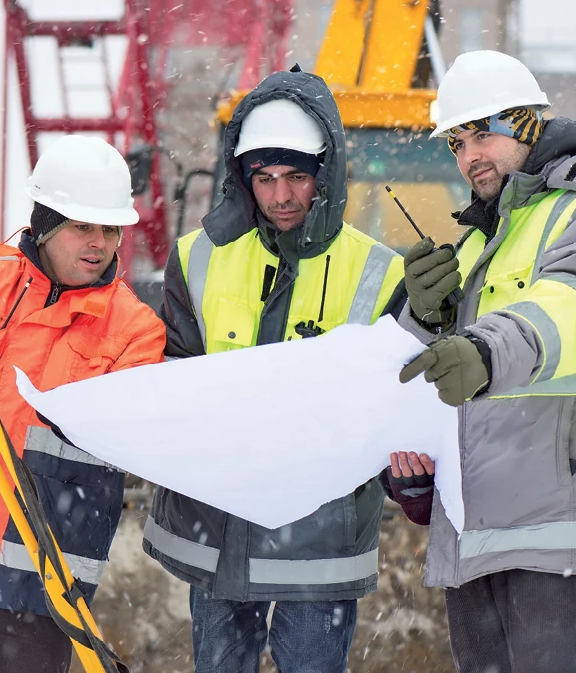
[431,50,550,138]
[25,135,139,226]
[234,99,326,156]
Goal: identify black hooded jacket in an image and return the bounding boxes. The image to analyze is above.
[144,70,405,602]
[159,69,405,355]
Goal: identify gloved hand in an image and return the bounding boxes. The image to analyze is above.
[399,335,492,407]
[404,237,462,324]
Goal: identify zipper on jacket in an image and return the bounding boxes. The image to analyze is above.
[1,277,33,330]
[46,283,62,307]
[317,254,331,323]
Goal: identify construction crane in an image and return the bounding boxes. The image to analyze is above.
[2,0,466,289]
[0,0,294,286]
[215,0,467,251]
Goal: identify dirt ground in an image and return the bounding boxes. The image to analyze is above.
[71,506,455,673]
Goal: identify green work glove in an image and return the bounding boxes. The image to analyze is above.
[404,237,462,325]
[399,335,491,407]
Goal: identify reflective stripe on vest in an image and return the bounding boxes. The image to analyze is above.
[184,226,400,351]
[347,243,397,324]
[457,189,576,312]
[0,256,18,261]
[0,539,105,585]
[144,516,378,585]
[460,521,576,559]
[530,191,576,286]
[25,425,122,471]
[456,189,576,396]
[186,230,214,348]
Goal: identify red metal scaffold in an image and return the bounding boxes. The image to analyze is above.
[1,0,293,280]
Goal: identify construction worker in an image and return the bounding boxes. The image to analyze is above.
[143,67,406,673]
[0,135,165,673]
[399,50,576,672]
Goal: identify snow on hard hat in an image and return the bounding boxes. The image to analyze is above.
[234,99,327,156]
[25,135,139,226]
[430,50,550,138]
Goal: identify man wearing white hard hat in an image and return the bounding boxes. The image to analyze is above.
[398,50,576,671]
[0,135,165,672]
[143,67,426,672]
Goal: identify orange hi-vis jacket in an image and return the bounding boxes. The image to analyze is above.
[0,235,165,615]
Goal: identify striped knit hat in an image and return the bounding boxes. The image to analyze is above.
[447,107,543,154]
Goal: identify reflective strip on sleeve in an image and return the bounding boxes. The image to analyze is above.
[186,229,214,349]
[499,300,561,382]
[25,426,121,471]
[0,256,19,261]
[348,244,397,324]
[492,373,576,397]
[460,521,576,559]
[0,540,105,585]
[530,191,576,286]
[144,516,377,586]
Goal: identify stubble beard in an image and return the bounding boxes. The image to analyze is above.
[469,143,531,202]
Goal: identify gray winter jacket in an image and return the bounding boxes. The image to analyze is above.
[142,69,405,601]
[401,118,576,588]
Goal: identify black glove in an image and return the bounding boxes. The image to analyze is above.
[388,470,434,493]
[399,334,492,407]
[404,237,462,325]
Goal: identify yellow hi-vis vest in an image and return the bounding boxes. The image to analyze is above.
[457,188,576,395]
[176,224,404,354]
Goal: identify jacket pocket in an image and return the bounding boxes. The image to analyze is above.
[211,298,256,351]
[558,397,576,483]
[479,264,532,312]
[67,331,128,380]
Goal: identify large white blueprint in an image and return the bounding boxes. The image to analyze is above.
[16,315,463,532]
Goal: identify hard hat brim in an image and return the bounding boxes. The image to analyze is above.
[234,140,326,157]
[430,98,551,138]
[25,188,140,226]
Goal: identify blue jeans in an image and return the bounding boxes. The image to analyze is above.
[190,587,357,673]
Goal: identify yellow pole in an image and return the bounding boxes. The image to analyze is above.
[0,428,111,673]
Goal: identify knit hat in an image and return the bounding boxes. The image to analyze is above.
[30,201,123,247]
[447,107,543,155]
[30,202,69,245]
[240,147,323,188]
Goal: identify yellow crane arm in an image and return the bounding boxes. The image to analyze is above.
[216,0,437,129]
[315,0,429,92]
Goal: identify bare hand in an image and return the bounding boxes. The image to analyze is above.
[390,451,435,479]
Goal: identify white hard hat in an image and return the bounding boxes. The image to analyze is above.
[234,99,326,156]
[431,50,550,138]
[25,135,139,226]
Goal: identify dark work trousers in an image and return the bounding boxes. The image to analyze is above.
[0,608,72,673]
[445,569,576,673]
